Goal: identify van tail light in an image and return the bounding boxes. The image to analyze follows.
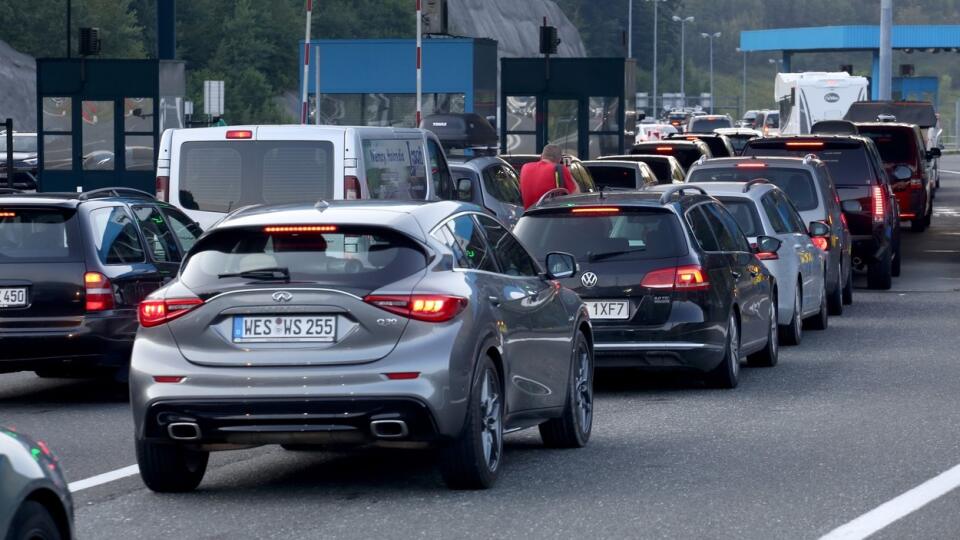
[84,272,115,311]
[344,175,361,200]
[138,297,204,327]
[155,175,169,202]
[872,185,885,223]
[754,250,779,260]
[640,265,710,291]
[811,236,829,251]
[364,294,467,322]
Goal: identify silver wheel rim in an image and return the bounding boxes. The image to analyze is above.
[729,315,739,378]
[769,301,778,357]
[575,343,593,433]
[480,368,502,472]
[794,287,802,340]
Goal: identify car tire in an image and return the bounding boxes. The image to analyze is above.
[748,297,778,367]
[891,241,902,278]
[804,285,829,331]
[439,356,503,490]
[922,208,932,228]
[6,500,62,540]
[540,331,593,448]
[842,266,854,305]
[706,312,740,389]
[827,264,843,316]
[867,250,893,290]
[136,438,209,493]
[779,284,802,346]
[910,218,926,232]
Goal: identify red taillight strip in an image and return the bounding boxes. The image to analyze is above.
[263,225,337,233]
[0,211,15,218]
[225,130,253,139]
[138,298,204,327]
[785,142,824,148]
[736,163,767,169]
[364,294,467,323]
[571,207,620,214]
[872,186,885,223]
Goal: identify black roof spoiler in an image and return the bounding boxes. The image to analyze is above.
[811,120,859,135]
[844,101,937,128]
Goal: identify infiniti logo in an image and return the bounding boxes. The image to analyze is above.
[581,272,599,288]
[271,291,293,303]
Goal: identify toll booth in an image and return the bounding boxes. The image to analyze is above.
[500,57,636,159]
[36,59,186,193]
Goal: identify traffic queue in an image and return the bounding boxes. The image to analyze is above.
[0,102,942,498]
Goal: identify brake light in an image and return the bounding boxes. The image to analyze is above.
[84,272,114,311]
[640,265,709,291]
[0,211,15,218]
[786,142,824,148]
[571,207,620,214]
[155,175,169,202]
[263,225,337,233]
[736,163,767,169]
[344,175,361,200]
[364,294,467,322]
[685,136,698,141]
[872,185,885,223]
[811,237,829,251]
[225,130,253,139]
[138,297,204,327]
[656,146,673,152]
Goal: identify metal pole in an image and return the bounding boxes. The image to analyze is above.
[300,0,313,124]
[879,0,893,100]
[314,45,320,125]
[709,38,714,113]
[416,0,422,126]
[742,50,747,117]
[652,1,658,117]
[66,0,71,58]
[627,0,633,59]
[955,100,959,150]
[4,119,13,189]
[680,20,685,100]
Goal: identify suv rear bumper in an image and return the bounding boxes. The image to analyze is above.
[0,313,136,372]
[140,397,440,446]
[850,232,891,265]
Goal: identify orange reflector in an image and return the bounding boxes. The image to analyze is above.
[263,225,337,233]
[571,207,620,214]
[736,163,767,169]
[225,130,253,139]
[785,142,824,148]
[0,211,15,218]
[685,136,698,140]
[384,372,420,380]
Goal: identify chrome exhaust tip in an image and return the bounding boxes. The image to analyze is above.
[167,422,201,441]
[370,419,408,439]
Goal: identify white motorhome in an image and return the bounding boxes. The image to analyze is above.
[156,125,455,229]
[775,72,869,135]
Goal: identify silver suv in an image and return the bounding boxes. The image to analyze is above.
[130,200,593,491]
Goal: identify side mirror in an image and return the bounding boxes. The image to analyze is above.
[841,200,863,213]
[753,235,782,256]
[892,165,912,181]
[927,147,942,159]
[545,252,578,280]
[808,221,830,237]
[456,178,474,201]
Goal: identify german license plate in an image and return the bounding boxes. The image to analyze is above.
[585,300,630,320]
[232,315,336,343]
[0,288,27,308]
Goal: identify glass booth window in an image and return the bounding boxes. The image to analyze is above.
[317,93,465,127]
[41,97,72,170]
[125,98,154,171]
[505,96,537,154]
[588,96,620,159]
[82,101,115,171]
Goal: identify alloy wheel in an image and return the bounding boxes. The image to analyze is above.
[479,368,503,472]
[575,343,593,434]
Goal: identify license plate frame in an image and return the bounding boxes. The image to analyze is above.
[585,300,630,320]
[232,315,337,343]
[0,287,27,308]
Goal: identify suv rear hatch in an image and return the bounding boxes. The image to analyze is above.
[166,224,429,367]
[0,205,86,330]
[856,125,924,218]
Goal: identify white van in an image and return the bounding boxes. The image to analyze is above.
[156,125,455,228]
[775,72,869,135]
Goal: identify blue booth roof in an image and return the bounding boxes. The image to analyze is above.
[740,25,960,52]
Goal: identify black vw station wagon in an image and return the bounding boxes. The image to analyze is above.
[515,187,778,388]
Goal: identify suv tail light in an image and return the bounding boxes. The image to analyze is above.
[138,297,204,327]
[344,175,361,200]
[872,185,885,224]
[364,294,467,322]
[811,237,829,251]
[155,175,169,202]
[84,272,115,311]
[640,265,710,291]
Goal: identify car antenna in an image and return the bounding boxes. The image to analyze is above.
[315,199,330,211]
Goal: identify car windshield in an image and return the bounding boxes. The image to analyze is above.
[586,166,637,189]
[858,129,917,164]
[691,118,732,131]
[688,167,820,210]
[743,143,873,186]
[0,135,38,153]
[716,198,762,237]
[180,226,426,292]
[765,114,780,128]
[178,141,336,213]
[0,207,81,261]
[515,208,686,262]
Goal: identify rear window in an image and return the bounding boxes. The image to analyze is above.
[514,208,686,262]
[362,139,428,200]
[630,145,703,171]
[688,167,820,211]
[178,141,335,213]
[690,118,732,132]
[0,207,80,261]
[765,114,780,128]
[742,142,873,186]
[481,166,522,205]
[716,198,762,237]
[642,160,670,182]
[586,166,637,189]
[858,128,917,165]
[180,226,426,292]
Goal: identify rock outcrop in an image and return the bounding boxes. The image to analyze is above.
[0,39,36,131]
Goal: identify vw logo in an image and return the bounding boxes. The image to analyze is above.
[271,291,293,303]
[581,272,599,288]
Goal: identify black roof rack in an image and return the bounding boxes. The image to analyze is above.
[658,185,707,205]
[742,178,770,193]
[77,187,156,201]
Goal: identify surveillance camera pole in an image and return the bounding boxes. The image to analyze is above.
[878,0,893,100]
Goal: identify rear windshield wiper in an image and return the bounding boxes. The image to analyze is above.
[588,249,645,262]
[217,267,290,281]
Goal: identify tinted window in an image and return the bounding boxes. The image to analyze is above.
[586,165,637,189]
[702,203,747,252]
[179,141,335,212]
[162,208,203,252]
[181,226,426,291]
[0,207,80,261]
[858,128,918,165]
[132,206,182,262]
[89,207,146,264]
[690,118,732,132]
[688,167,820,211]
[363,139,428,200]
[481,165,523,205]
[515,208,687,262]
[477,216,539,277]
[685,206,721,252]
[717,198,762,237]
[742,143,874,186]
[765,113,780,128]
[427,139,455,200]
[641,159,671,183]
[433,215,496,272]
[761,194,788,234]
[775,192,807,234]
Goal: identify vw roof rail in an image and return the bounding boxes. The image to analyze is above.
[742,178,770,193]
[77,187,156,201]
[658,185,707,205]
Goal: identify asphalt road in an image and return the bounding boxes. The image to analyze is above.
[3,157,960,539]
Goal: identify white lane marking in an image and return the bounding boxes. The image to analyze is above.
[940,169,960,175]
[68,464,139,493]
[819,462,960,540]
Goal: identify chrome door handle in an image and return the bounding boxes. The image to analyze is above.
[730,271,741,279]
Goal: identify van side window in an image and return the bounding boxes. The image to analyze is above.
[362,139,428,200]
[89,207,146,264]
[761,193,789,234]
[427,139,455,200]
